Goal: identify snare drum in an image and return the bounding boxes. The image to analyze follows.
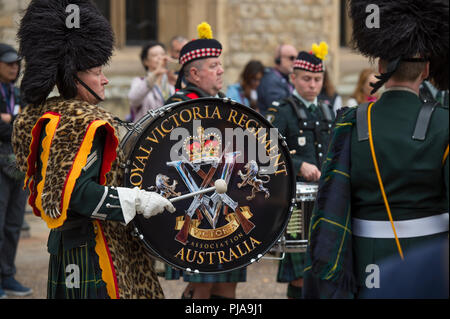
[269,182,318,254]
[120,98,296,274]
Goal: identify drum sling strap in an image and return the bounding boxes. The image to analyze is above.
[285,96,333,160]
[356,100,440,259]
[356,100,438,142]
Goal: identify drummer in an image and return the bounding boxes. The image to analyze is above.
[165,22,226,103]
[164,22,247,299]
[265,43,335,298]
[12,0,175,299]
[304,0,448,298]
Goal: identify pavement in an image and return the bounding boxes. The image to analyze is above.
[10,212,288,299]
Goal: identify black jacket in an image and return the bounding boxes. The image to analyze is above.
[0,84,21,155]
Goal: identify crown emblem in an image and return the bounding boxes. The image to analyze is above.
[183,126,222,164]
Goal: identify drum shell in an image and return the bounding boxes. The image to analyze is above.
[270,182,318,254]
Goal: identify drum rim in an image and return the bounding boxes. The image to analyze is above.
[122,97,297,273]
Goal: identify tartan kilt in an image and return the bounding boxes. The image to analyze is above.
[277,252,305,282]
[163,264,246,283]
[47,240,109,299]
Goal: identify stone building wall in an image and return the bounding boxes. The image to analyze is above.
[0,0,346,119]
[223,0,340,86]
[0,0,30,48]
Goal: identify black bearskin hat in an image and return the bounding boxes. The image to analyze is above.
[349,0,449,90]
[17,0,114,105]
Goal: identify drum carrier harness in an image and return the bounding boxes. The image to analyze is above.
[284,96,334,163]
[356,100,439,142]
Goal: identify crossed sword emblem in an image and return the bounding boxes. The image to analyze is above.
[167,147,255,245]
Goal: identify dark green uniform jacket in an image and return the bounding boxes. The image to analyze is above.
[266,94,335,178]
[304,88,449,298]
[351,89,449,290]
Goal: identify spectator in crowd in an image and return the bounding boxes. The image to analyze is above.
[128,41,174,122]
[0,43,32,299]
[167,35,188,87]
[318,70,343,116]
[226,60,265,112]
[257,44,297,116]
[346,68,380,107]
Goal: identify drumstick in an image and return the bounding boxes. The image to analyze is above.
[170,179,227,203]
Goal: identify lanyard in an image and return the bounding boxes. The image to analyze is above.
[0,83,15,115]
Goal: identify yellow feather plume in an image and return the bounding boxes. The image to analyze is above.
[311,41,329,60]
[197,22,213,39]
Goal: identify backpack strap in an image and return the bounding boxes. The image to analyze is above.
[318,102,334,123]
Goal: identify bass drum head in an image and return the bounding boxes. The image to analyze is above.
[122,98,296,273]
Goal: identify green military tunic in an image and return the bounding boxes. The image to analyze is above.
[266,93,334,177]
[266,92,334,284]
[46,128,125,298]
[350,88,449,292]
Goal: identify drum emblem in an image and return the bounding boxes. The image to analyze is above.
[149,174,181,198]
[163,126,257,245]
[237,160,271,200]
[121,98,296,273]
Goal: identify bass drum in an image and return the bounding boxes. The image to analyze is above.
[121,98,296,274]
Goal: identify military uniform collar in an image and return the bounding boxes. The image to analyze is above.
[293,89,318,109]
[383,86,419,96]
[183,83,223,98]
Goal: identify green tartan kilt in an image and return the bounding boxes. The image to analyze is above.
[163,264,247,283]
[47,242,109,299]
[277,252,305,282]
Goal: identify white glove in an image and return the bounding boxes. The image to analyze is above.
[116,187,175,223]
[135,189,176,218]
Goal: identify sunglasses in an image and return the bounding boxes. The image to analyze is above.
[282,55,296,62]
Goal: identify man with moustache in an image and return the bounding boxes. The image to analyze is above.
[165,22,247,300]
[166,23,225,104]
